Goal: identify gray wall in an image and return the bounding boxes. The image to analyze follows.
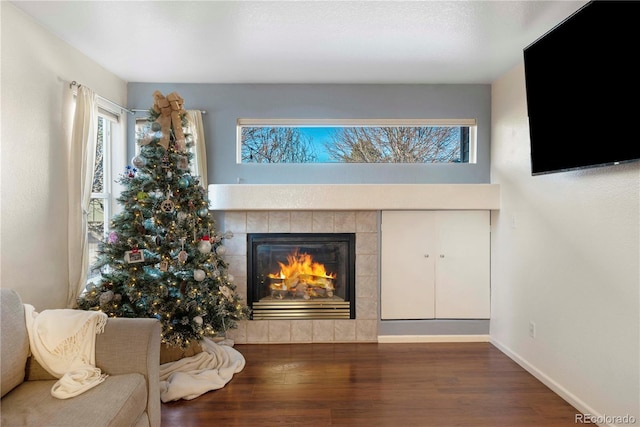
[127,84,491,184]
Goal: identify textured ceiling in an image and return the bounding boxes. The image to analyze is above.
[11,0,587,84]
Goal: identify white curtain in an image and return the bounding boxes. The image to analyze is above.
[67,86,98,308]
[186,110,208,189]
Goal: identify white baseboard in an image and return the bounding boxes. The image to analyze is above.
[490,338,615,427]
[377,334,490,343]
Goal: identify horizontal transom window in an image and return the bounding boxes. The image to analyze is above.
[238,119,477,164]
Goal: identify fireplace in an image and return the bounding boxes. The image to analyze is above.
[247,233,356,320]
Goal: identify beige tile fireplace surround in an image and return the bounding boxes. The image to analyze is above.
[221,210,379,344]
[210,184,500,344]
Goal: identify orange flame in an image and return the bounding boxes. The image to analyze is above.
[268,250,335,291]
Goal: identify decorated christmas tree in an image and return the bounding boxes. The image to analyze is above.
[78,91,249,349]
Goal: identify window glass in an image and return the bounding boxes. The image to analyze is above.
[238,119,476,164]
[87,115,114,282]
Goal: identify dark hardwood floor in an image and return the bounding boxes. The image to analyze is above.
[161,342,581,426]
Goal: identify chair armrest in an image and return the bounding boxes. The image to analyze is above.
[95,318,161,427]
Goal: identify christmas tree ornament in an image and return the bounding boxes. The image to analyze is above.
[124,248,145,263]
[137,191,149,201]
[178,176,190,189]
[151,122,161,132]
[193,269,206,282]
[177,155,189,169]
[160,196,175,213]
[99,291,114,305]
[159,260,169,272]
[220,286,233,300]
[177,211,188,222]
[161,156,170,169]
[197,207,209,218]
[107,231,118,244]
[215,245,227,256]
[197,236,212,254]
[132,155,146,168]
[139,134,153,146]
[177,238,188,263]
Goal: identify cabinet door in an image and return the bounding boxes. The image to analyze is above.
[434,210,490,319]
[381,211,436,319]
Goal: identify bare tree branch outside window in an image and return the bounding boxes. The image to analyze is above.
[325,127,461,163]
[241,127,318,163]
[92,117,104,192]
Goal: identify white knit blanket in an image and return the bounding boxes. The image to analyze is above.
[159,338,245,402]
[23,304,108,399]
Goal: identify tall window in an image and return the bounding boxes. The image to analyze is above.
[87,110,122,282]
[238,119,477,164]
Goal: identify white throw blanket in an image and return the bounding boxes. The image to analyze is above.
[159,338,245,402]
[23,304,108,399]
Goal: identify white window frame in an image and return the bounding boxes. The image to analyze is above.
[237,118,477,164]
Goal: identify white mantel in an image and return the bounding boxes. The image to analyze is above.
[208,184,500,211]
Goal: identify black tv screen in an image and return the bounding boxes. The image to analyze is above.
[523,1,640,175]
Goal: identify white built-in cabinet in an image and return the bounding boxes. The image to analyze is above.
[381,210,490,320]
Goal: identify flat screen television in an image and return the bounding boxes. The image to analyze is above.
[523,0,640,175]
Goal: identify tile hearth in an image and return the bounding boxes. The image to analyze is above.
[219,210,379,344]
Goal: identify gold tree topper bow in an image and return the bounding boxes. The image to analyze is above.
[151,90,186,150]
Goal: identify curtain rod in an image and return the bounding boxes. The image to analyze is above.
[70,81,134,115]
[131,109,207,115]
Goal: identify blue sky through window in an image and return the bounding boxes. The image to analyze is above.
[298,127,338,162]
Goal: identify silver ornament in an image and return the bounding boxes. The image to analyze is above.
[131,155,146,168]
[193,269,206,282]
[197,239,212,254]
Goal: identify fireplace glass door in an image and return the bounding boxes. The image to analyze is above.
[247,233,355,320]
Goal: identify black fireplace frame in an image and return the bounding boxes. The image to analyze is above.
[247,233,356,320]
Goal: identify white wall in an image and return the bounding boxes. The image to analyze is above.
[490,64,640,424]
[0,3,127,310]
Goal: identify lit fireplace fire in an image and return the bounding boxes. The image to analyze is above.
[267,250,336,300]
